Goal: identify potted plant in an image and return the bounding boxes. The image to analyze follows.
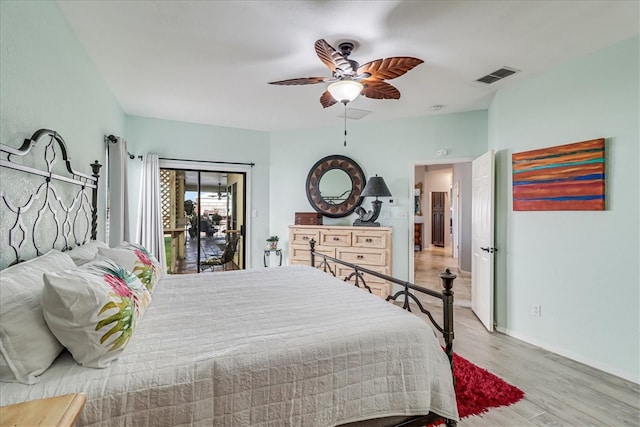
[266,235,279,250]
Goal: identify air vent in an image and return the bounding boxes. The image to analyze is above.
[476,67,519,84]
[337,108,372,120]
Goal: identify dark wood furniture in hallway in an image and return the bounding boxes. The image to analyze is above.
[431,191,446,247]
[414,223,423,251]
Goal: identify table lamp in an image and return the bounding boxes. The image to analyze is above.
[353,175,392,227]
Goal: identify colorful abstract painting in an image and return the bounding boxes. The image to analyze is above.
[512,138,605,211]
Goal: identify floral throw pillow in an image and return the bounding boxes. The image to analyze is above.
[98,243,162,293]
[42,259,151,368]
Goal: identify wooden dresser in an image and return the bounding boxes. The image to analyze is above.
[289,225,392,298]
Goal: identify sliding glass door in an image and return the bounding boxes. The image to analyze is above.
[160,167,247,274]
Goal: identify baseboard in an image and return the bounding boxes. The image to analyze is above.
[456,268,471,278]
[495,326,639,385]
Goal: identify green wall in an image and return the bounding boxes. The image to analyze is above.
[0,0,124,240]
[489,36,639,383]
[269,111,488,280]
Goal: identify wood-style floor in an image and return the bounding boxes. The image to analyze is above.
[412,246,640,426]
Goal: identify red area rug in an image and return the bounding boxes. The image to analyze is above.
[433,353,525,424]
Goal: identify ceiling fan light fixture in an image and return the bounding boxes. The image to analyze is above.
[327,80,364,104]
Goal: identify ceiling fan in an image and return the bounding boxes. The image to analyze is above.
[268,39,424,108]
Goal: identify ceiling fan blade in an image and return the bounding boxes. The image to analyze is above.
[268,77,328,85]
[361,80,401,100]
[315,39,354,75]
[357,57,423,81]
[320,90,338,108]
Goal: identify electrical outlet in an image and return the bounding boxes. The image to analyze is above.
[532,304,541,317]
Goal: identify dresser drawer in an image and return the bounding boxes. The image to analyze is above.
[336,264,390,285]
[336,247,388,266]
[290,228,319,245]
[290,244,334,265]
[367,282,392,299]
[319,229,352,247]
[352,230,388,249]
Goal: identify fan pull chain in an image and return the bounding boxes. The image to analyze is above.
[344,103,347,147]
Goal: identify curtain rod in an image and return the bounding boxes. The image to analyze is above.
[159,157,255,167]
[104,136,254,167]
[104,134,142,160]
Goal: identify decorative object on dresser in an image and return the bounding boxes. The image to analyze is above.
[289,225,392,298]
[294,212,323,225]
[305,155,365,218]
[353,175,392,227]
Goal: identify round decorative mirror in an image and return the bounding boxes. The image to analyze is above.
[306,155,366,218]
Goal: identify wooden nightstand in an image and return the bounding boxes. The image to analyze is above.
[0,393,87,427]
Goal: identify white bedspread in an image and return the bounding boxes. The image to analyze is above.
[0,266,458,426]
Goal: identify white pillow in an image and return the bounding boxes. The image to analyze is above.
[99,243,162,293]
[42,259,151,368]
[0,250,75,384]
[65,240,108,266]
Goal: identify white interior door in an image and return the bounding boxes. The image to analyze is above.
[471,150,495,332]
[452,182,459,260]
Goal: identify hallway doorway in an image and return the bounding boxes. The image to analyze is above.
[410,160,473,286]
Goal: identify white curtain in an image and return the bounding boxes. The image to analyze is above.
[136,154,167,275]
[107,137,130,247]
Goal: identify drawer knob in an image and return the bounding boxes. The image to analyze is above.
[303,236,309,240]
[366,238,373,242]
[357,255,364,259]
[333,237,340,241]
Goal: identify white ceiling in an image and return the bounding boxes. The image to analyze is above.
[57,1,639,132]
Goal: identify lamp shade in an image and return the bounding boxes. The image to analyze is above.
[327,80,364,104]
[361,175,392,198]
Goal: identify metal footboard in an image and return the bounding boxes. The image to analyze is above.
[309,239,457,427]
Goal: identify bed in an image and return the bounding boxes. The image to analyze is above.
[0,130,459,426]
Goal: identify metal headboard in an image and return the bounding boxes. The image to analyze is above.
[0,129,101,268]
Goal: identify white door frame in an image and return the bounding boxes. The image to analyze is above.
[159,159,253,268]
[409,157,474,284]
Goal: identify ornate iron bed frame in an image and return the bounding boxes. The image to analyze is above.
[309,239,457,427]
[0,129,101,268]
[1,129,456,425]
